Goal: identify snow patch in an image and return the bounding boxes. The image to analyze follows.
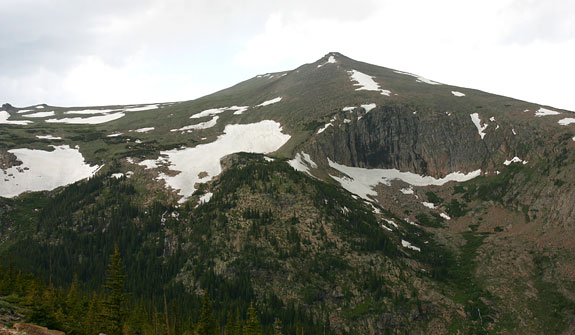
[328,158,481,201]
[35,105,45,109]
[0,111,33,125]
[107,132,124,137]
[558,118,575,126]
[230,106,250,115]
[451,91,466,97]
[17,109,33,114]
[133,127,155,133]
[440,213,451,220]
[0,145,100,198]
[288,152,317,175]
[348,70,391,96]
[535,107,560,117]
[393,70,441,85]
[512,128,517,135]
[25,111,55,118]
[401,240,421,252]
[317,55,336,68]
[503,157,528,165]
[384,219,398,229]
[400,186,414,194]
[155,121,290,203]
[172,116,219,132]
[198,192,213,204]
[256,97,282,107]
[470,113,488,139]
[361,103,376,113]
[139,159,159,169]
[111,173,124,179]
[342,107,355,112]
[46,112,125,124]
[36,135,62,140]
[422,202,436,209]
[65,109,119,115]
[317,117,336,134]
[124,104,159,112]
[489,116,496,122]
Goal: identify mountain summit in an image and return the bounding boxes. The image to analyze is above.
[1,53,575,334]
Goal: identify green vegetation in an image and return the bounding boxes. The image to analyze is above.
[530,255,575,333]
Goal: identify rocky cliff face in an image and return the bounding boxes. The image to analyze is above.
[308,104,488,176]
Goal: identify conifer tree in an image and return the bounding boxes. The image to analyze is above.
[225,309,237,335]
[101,245,128,335]
[243,302,262,335]
[196,292,217,335]
[83,293,101,335]
[273,318,284,335]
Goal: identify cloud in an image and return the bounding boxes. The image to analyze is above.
[0,0,574,110]
[233,0,575,111]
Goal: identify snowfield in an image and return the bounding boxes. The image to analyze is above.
[0,145,100,198]
[46,112,125,124]
[154,120,290,202]
[535,108,560,117]
[328,158,481,201]
[470,113,488,139]
[1,111,33,125]
[348,70,391,96]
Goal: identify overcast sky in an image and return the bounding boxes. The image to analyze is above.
[1,0,574,111]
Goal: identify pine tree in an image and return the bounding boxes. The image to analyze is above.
[101,245,128,335]
[196,292,217,335]
[242,302,262,335]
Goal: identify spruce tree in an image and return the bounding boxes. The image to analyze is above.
[101,245,128,335]
[196,292,217,335]
[243,302,262,335]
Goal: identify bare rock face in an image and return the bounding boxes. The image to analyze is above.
[0,150,22,170]
[309,104,489,177]
[13,323,65,335]
[1,103,15,112]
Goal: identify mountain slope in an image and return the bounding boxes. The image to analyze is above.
[1,53,575,334]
